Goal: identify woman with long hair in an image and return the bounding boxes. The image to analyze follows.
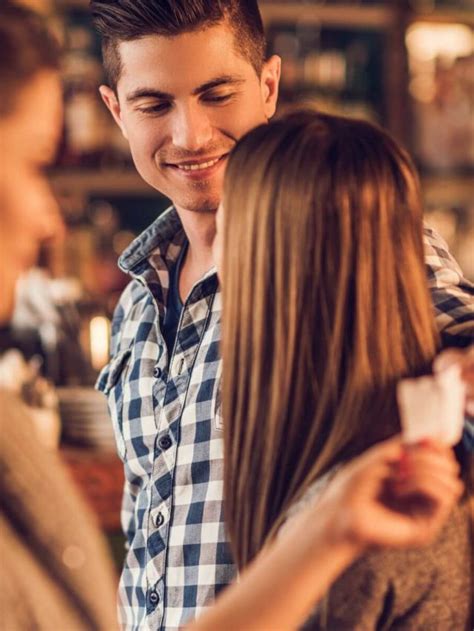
[218,110,472,629]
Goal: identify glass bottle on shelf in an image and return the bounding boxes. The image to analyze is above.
[60,25,108,168]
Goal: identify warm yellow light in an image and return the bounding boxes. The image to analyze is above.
[89,316,110,371]
[406,22,473,62]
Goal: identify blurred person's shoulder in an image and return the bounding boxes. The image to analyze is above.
[0,389,32,441]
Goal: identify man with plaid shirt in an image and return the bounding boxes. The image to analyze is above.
[92,1,474,629]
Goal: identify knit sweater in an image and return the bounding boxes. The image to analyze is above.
[0,390,119,631]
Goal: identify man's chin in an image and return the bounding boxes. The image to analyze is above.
[174,195,221,215]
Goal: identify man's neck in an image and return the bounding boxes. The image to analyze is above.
[175,207,217,302]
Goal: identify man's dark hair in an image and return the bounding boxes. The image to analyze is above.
[0,2,60,116]
[90,0,266,90]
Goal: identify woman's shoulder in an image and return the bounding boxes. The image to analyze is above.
[282,467,340,531]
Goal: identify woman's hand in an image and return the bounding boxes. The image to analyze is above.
[322,436,463,551]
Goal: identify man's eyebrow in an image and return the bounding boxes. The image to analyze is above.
[126,88,173,103]
[126,75,245,103]
[192,75,245,95]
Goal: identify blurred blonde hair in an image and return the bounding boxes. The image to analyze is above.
[0,2,60,116]
[221,111,439,569]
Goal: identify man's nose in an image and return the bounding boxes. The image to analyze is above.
[171,104,213,152]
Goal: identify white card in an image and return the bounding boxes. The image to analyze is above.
[397,364,466,446]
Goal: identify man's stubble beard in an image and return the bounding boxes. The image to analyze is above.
[174,181,221,214]
[182,198,220,214]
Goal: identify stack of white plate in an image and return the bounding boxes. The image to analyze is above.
[58,387,116,451]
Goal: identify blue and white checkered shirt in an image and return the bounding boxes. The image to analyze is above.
[97,208,474,631]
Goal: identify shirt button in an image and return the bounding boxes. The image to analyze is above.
[155,512,164,528]
[148,590,159,606]
[158,435,172,451]
[153,366,162,378]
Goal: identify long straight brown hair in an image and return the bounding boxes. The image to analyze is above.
[221,111,439,569]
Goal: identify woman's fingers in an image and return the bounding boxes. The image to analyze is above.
[391,470,463,508]
[388,442,462,512]
[334,436,463,549]
[396,444,460,480]
[350,475,460,548]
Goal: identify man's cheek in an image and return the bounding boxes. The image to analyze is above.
[129,136,157,170]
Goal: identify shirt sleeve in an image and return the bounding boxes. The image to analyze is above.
[94,280,143,545]
[424,225,474,348]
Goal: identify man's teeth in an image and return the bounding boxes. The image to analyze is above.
[177,157,220,171]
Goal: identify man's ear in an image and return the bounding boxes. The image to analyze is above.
[99,85,129,140]
[260,55,281,120]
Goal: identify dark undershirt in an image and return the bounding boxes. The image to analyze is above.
[162,241,188,360]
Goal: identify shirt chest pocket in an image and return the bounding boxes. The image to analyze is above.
[97,348,132,460]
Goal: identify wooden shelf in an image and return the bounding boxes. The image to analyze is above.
[260,3,395,28]
[408,8,474,27]
[57,0,395,29]
[51,169,162,196]
[54,0,474,28]
[61,445,124,532]
[421,174,474,206]
[50,170,474,207]
[261,3,474,28]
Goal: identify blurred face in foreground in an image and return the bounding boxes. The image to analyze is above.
[0,70,64,324]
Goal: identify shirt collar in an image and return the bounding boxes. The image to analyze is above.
[118,206,184,274]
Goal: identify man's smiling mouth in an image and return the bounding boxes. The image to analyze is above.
[165,153,229,172]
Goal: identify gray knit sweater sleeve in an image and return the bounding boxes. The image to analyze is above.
[300,500,472,631]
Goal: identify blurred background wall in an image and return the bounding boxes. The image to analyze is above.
[19,0,474,305]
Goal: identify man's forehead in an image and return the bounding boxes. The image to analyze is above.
[117,26,254,92]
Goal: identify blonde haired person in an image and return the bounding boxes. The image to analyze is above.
[217,111,473,630]
[0,3,119,629]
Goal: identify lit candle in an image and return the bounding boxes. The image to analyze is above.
[89,316,110,371]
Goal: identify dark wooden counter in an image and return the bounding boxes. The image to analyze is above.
[61,446,124,532]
